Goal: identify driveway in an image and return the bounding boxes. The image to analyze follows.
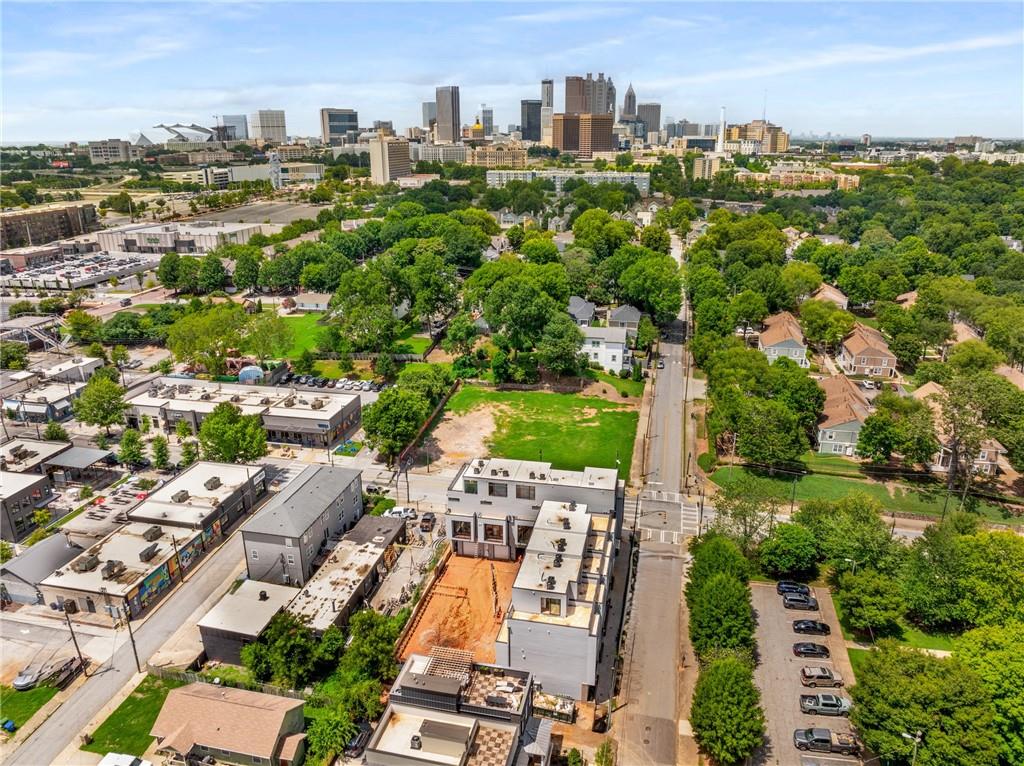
[750,582,860,766]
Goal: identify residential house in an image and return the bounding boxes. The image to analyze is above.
[757,311,809,368]
[838,323,896,378]
[809,283,849,310]
[817,375,872,456]
[241,465,363,586]
[567,296,596,326]
[607,304,642,332]
[582,326,631,373]
[912,382,1006,476]
[150,683,306,766]
[292,293,332,313]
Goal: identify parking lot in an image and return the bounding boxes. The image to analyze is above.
[750,582,860,766]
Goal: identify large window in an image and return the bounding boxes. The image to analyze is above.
[463,479,478,495]
[541,597,561,616]
[515,484,535,500]
[483,524,504,543]
[488,482,508,498]
[452,521,472,539]
[516,525,533,547]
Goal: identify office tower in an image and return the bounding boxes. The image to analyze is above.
[552,113,580,152]
[861,133,872,146]
[715,106,727,153]
[541,79,554,109]
[520,100,542,142]
[369,137,411,184]
[621,84,636,119]
[578,113,614,159]
[636,103,662,136]
[435,86,461,143]
[583,73,615,115]
[565,76,586,114]
[422,101,437,129]
[319,108,358,146]
[481,105,494,137]
[540,107,554,146]
[372,120,394,136]
[220,114,248,140]
[249,109,287,143]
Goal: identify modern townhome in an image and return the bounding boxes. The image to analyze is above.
[567,295,596,326]
[445,457,623,561]
[838,323,897,378]
[607,304,642,332]
[150,683,306,766]
[0,471,54,542]
[496,500,613,700]
[817,375,872,456]
[582,325,631,373]
[126,377,361,448]
[366,647,551,766]
[809,283,849,309]
[241,465,363,586]
[912,382,1007,476]
[757,311,810,367]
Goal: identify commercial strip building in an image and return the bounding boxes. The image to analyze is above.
[1,379,87,423]
[40,462,267,621]
[96,221,265,254]
[163,162,324,189]
[126,378,361,448]
[241,465,364,586]
[37,355,103,383]
[1,533,83,605]
[0,471,55,542]
[0,252,159,291]
[0,244,63,272]
[485,169,650,196]
[367,647,551,766]
[369,137,412,184]
[496,500,614,699]
[0,204,99,249]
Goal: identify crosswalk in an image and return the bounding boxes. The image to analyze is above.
[640,528,688,545]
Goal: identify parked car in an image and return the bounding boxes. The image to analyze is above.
[799,693,851,717]
[783,593,819,610]
[385,506,417,520]
[13,657,82,691]
[793,728,860,756]
[776,581,811,596]
[800,666,844,688]
[344,722,372,758]
[793,619,831,636]
[419,511,436,532]
[280,372,293,384]
[119,297,133,307]
[657,359,665,369]
[793,642,831,659]
[365,484,383,495]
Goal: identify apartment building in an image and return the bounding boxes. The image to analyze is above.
[727,119,790,153]
[467,144,528,169]
[369,137,412,184]
[0,204,98,249]
[0,471,54,542]
[445,457,623,560]
[485,169,651,196]
[757,311,810,368]
[913,382,1006,475]
[412,144,469,163]
[241,465,364,586]
[693,155,721,180]
[578,113,614,159]
[582,325,631,373]
[817,375,872,456]
[97,221,263,254]
[87,139,135,164]
[496,500,613,699]
[198,580,298,664]
[838,323,896,378]
[126,378,361,448]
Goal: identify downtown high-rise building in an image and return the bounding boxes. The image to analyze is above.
[435,85,461,143]
[541,79,554,109]
[220,114,248,140]
[552,113,580,152]
[319,108,358,145]
[636,103,662,137]
[369,137,411,184]
[565,76,586,114]
[249,109,287,143]
[422,101,437,129]
[540,79,555,145]
[520,100,541,142]
[481,105,494,137]
[579,113,614,159]
[565,73,615,115]
[621,84,636,120]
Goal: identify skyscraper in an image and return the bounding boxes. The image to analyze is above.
[636,103,662,136]
[578,113,614,159]
[621,84,636,120]
[220,114,248,141]
[552,113,580,153]
[319,108,358,146]
[481,105,494,137]
[249,109,287,144]
[435,86,461,143]
[520,100,541,142]
[422,101,437,129]
[540,107,554,147]
[541,79,554,109]
[584,73,615,115]
[369,137,411,184]
[564,76,585,114]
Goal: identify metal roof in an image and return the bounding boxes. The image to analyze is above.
[1,534,83,588]
[43,446,113,470]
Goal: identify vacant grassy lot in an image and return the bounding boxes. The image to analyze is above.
[589,370,646,398]
[81,674,185,756]
[833,593,956,652]
[445,386,637,477]
[314,360,372,380]
[394,325,432,355]
[280,312,326,358]
[0,685,59,728]
[710,465,1015,523]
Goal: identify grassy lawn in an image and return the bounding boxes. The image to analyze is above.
[833,594,956,651]
[81,675,185,756]
[394,325,432,355]
[710,465,1016,523]
[402,361,453,376]
[799,451,865,478]
[0,685,59,728]
[197,664,253,687]
[445,386,638,477]
[280,312,326,358]
[589,370,645,398]
[315,360,372,380]
[847,648,871,681]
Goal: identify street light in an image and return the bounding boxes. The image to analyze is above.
[901,730,922,766]
[843,557,861,575]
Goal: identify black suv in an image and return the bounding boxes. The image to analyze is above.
[793,642,831,659]
[793,619,831,636]
[777,580,811,596]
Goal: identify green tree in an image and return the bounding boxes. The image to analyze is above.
[857,392,938,465]
[233,249,264,292]
[174,419,192,443]
[483,277,558,352]
[594,739,615,766]
[947,340,1003,373]
[0,341,30,370]
[837,569,905,640]
[757,523,818,580]
[688,573,755,658]
[736,397,808,466]
[850,643,999,766]
[691,657,765,766]
[536,314,584,376]
[176,256,200,293]
[0,541,13,564]
[156,252,181,291]
[792,494,901,578]
[72,376,128,434]
[711,474,782,557]
[688,535,749,591]
[166,304,247,376]
[110,345,130,369]
[405,249,458,326]
[639,224,671,254]
[781,261,823,302]
[293,348,316,376]
[197,253,227,293]
[180,439,199,467]
[618,254,682,325]
[43,420,70,441]
[150,435,170,470]
[520,238,560,264]
[728,290,768,339]
[197,402,267,463]
[64,310,102,343]
[567,749,584,766]
[441,313,478,358]
[396,364,453,406]
[245,311,294,364]
[306,708,359,760]
[361,387,430,464]
[117,428,146,466]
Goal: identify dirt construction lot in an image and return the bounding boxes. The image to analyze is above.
[398,556,520,663]
[750,582,860,766]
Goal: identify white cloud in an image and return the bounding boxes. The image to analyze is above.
[499,6,624,24]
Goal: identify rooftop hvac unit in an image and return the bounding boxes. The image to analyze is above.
[472,466,481,474]
[538,473,546,480]
[143,525,162,541]
[101,560,126,580]
[490,469,497,476]
[477,459,485,467]
[139,543,159,562]
[563,518,571,530]
[172,489,190,503]
[230,395,241,402]
[529,471,536,479]
[72,554,100,572]
[545,576,556,590]
[554,554,563,568]
[311,399,324,410]
[556,538,567,552]
[258,590,269,601]
[502,469,509,477]
[204,476,221,491]
[569,501,577,512]
[283,398,295,407]
[410,735,422,751]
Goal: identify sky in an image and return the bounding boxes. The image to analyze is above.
[2,1,1022,143]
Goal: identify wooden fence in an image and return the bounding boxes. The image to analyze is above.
[146,664,308,700]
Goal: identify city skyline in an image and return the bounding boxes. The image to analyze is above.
[1,2,1022,142]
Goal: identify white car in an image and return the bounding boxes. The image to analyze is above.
[384,506,417,520]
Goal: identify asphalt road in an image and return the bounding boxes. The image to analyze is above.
[750,583,859,766]
[6,535,244,766]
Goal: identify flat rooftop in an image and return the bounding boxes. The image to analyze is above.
[197,579,297,637]
[242,465,361,538]
[285,539,386,632]
[102,221,261,236]
[38,356,101,376]
[1,380,86,406]
[454,458,618,493]
[514,502,592,595]
[396,649,531,717]
[1,438,71,473]
[128,461,257,528]
[0,470,49,500]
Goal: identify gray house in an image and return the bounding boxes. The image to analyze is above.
[608,304,642,331]
[197,580,298,664]
[568,296,596,326]
[241,466,363,586]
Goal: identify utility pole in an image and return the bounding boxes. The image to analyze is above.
[64,608,88,677]
[124,611,142,673]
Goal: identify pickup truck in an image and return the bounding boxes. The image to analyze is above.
[793,728,860,756]
[799,693,851,716]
